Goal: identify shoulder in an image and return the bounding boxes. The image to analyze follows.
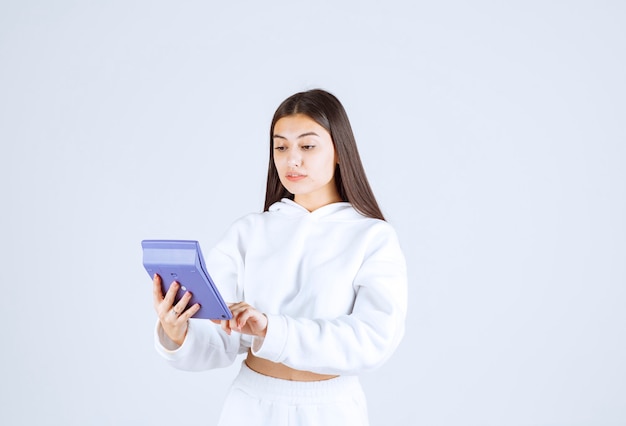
[361,219,402,253]
[339,211,404,259]
[222,210,267,235]
[331,206,399,237]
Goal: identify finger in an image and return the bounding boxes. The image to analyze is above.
[152,274,164,308]
[229,303,251,322]
[225,305,239,330]
[228,305,245,328]
[228,301,247,311]
[156,282,180,319]
[179,303,200,322]
[163,281,179,306]
[231,304,255,327]
[167,291,191,320]
[238,306,264,332]
[223,302,252,333]
[228,302,249,317]
[236,307,255,329]
[173,291,193,314]
[228,314,241,332]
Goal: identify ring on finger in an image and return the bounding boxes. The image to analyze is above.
[171,308,180,316]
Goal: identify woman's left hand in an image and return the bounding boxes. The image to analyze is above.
[212,302,268,338]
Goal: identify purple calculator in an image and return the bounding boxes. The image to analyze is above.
[141,240,232,320]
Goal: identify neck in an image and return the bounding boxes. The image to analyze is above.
[294,193,343,212]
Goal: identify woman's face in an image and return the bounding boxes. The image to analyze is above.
[272,114,341,211]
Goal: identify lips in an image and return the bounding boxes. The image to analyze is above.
[286,172,307,182]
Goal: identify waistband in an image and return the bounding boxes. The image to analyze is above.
[232,361,362,403]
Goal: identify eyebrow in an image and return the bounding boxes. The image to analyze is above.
[273,131,320,140]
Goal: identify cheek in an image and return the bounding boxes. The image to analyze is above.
[273,155,284,171]
[324,153,337,177]
[273,157,289,184]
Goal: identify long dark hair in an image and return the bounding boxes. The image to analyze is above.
[263,89,385,221]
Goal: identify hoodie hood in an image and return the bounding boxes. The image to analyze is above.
[268,198,359,220]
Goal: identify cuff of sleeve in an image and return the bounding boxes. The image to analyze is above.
[154,319,196,361]
[250,313,287,363]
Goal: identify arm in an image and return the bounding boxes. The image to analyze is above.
[154,318,244,371]
[246,227,408,376]
[153,236,249,371]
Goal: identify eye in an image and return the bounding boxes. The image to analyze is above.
[301,145,315,150]
[274,146,287,152]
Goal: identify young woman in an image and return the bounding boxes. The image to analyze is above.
[153,89,407,425]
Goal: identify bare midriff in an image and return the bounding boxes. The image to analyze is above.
[245,350,338,382]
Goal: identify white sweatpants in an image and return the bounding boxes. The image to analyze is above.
[216,362,370,426]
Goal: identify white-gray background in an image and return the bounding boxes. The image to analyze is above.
[1,1,624,425]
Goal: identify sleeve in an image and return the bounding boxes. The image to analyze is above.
[250,225,408,376]
[154,318,245,371]
[153,219,252,371]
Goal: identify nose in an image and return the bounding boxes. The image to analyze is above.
[287,151,301,167]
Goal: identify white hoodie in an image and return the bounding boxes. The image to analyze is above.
[155,198,407,376]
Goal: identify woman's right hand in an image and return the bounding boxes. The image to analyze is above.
[153,273,200,346]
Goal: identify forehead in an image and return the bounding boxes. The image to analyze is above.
[273,114,328,136]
